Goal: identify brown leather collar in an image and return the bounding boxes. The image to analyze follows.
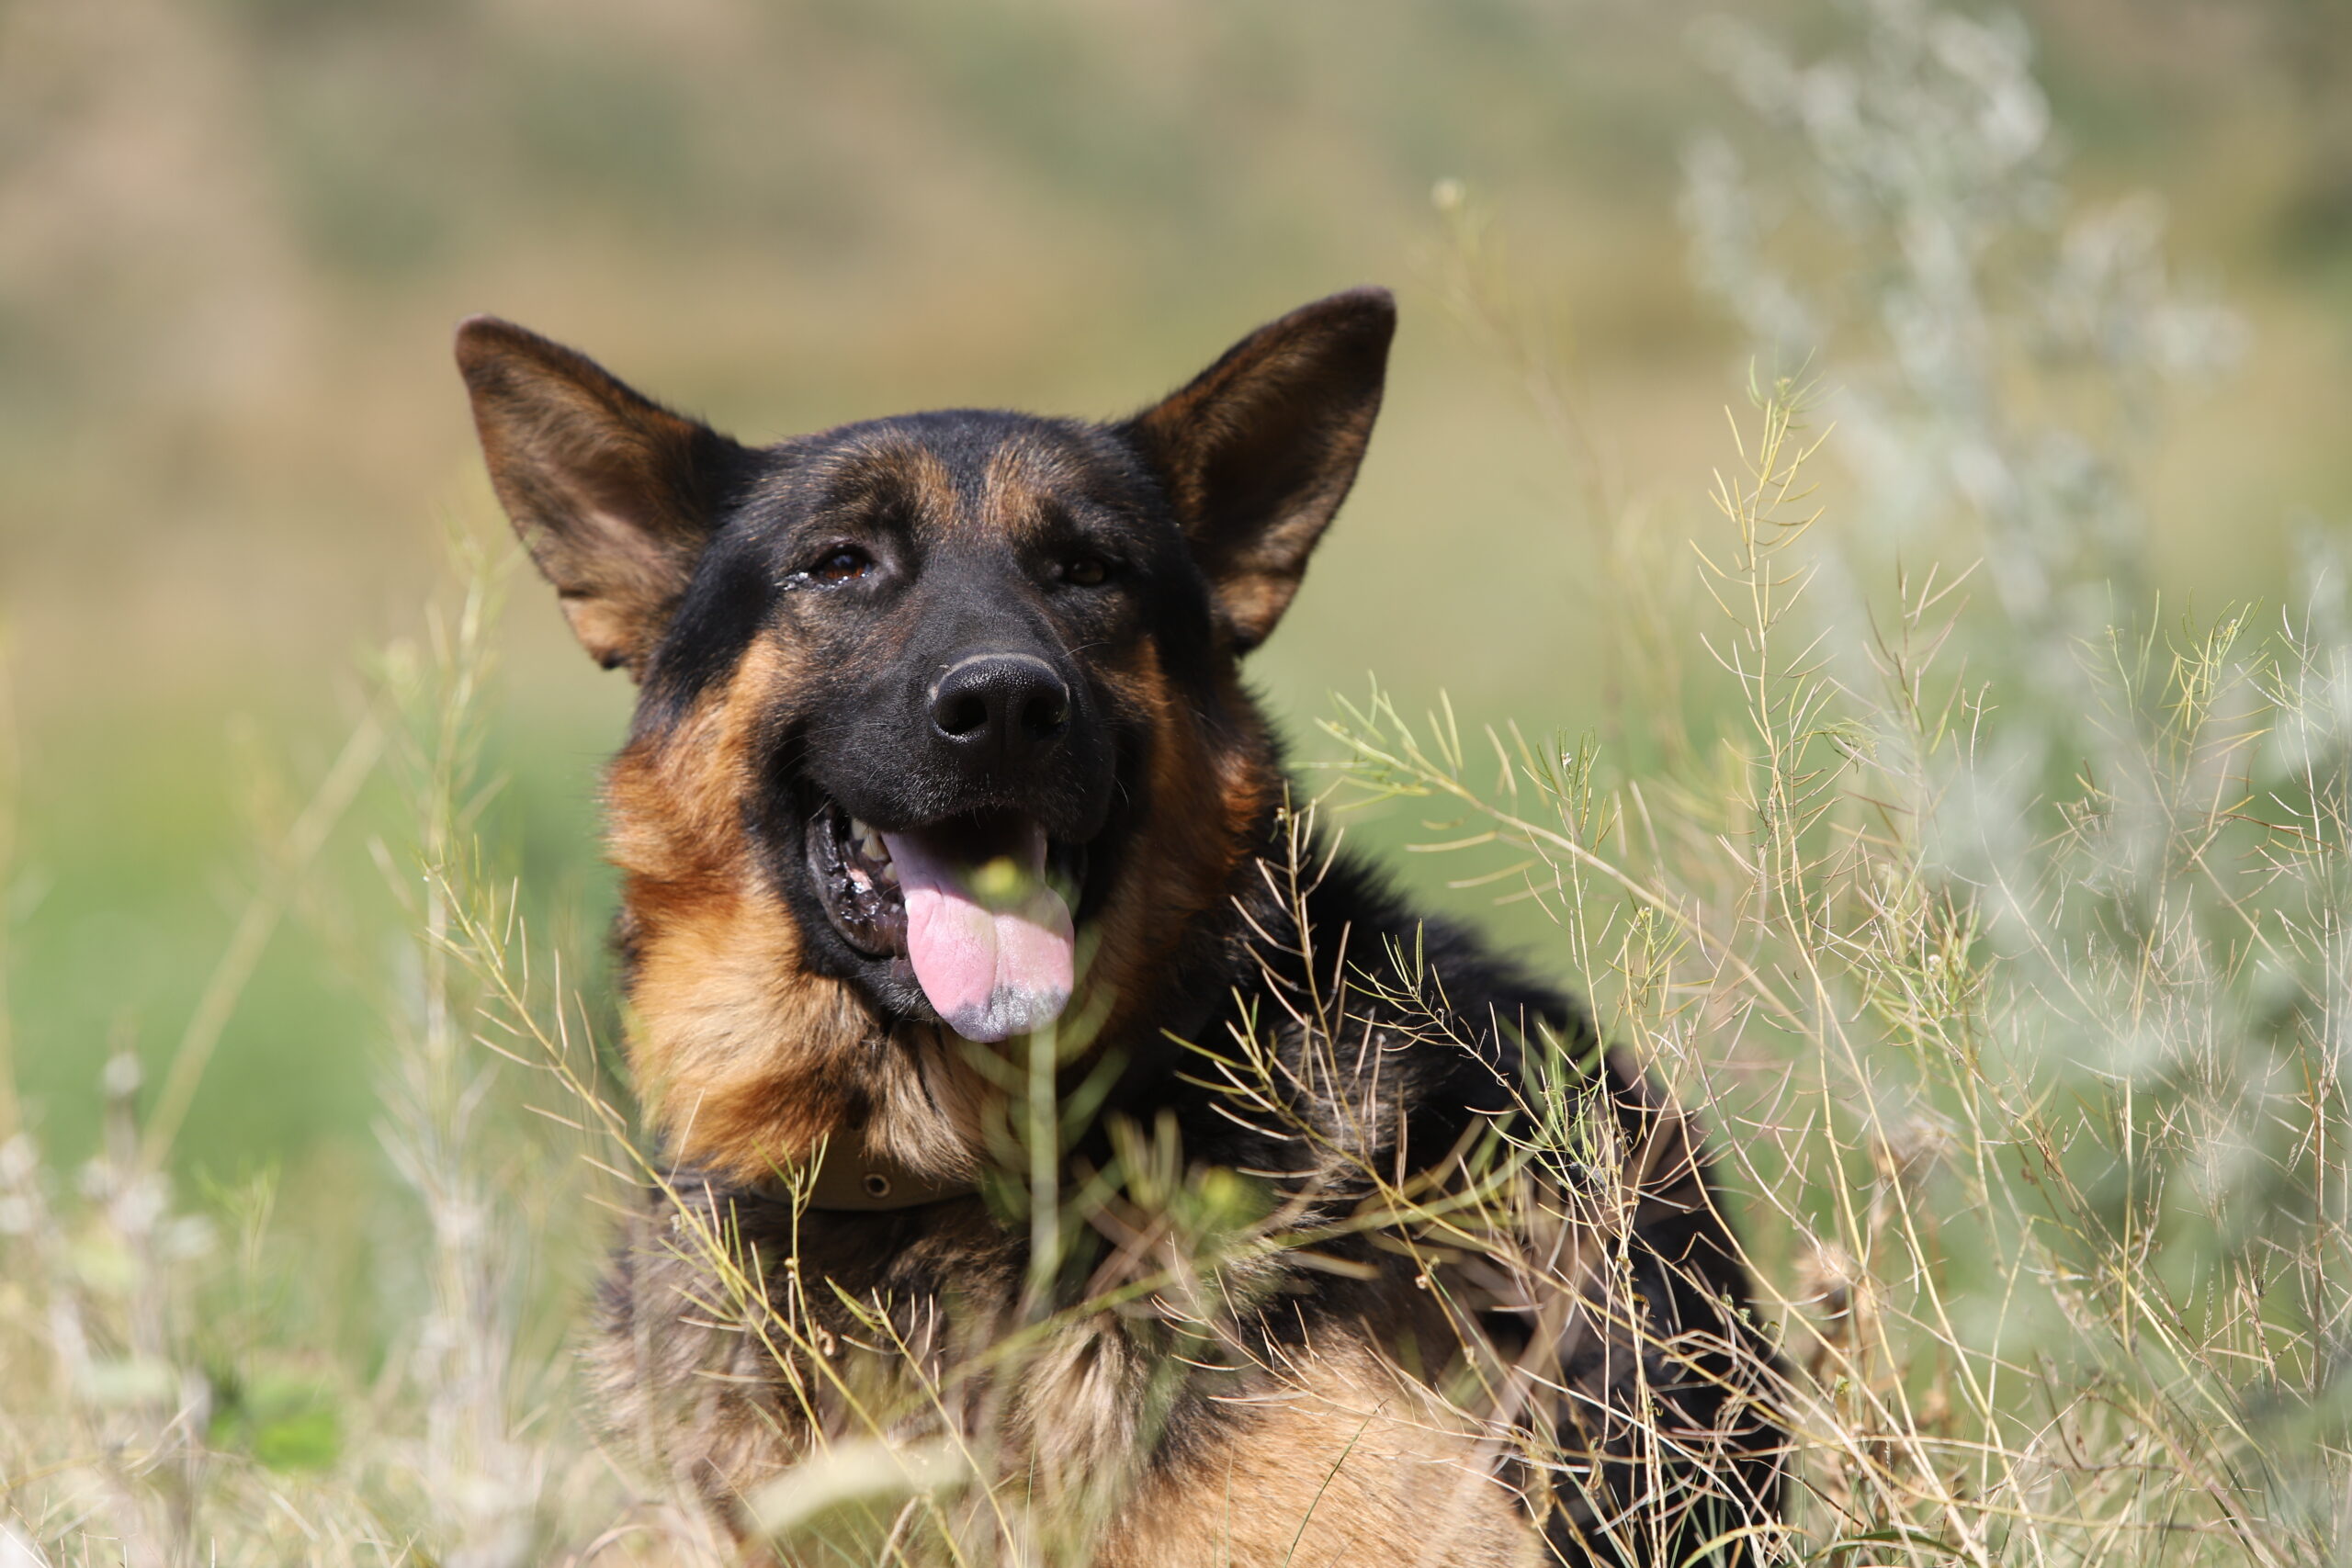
[754,1143,979,1213]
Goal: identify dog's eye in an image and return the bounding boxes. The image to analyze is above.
[1061,556,1112,588]
[808,547,872,586]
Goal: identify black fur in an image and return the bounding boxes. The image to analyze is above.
[458,289,1788,1564]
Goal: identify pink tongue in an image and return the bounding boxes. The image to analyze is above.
[879,821,1074,1043]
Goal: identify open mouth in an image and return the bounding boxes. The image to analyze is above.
[805,799,1082,1043]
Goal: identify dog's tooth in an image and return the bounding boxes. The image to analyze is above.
[875,859,898,886]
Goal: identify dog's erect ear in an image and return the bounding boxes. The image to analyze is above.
[1123,288,1395,653]
[455,316,747,675]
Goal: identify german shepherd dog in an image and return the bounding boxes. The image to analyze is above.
[456,289,1785,1565]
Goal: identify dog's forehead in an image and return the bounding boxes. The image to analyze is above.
[765,412,1139,540]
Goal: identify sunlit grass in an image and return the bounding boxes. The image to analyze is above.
[9,366,2346,1563]
[6,5,2349,1562]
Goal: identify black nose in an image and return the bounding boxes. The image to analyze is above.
[930,653,1071,769]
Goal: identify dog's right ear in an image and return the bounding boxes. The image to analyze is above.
[456,316,747,676]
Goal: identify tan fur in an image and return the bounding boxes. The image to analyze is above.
[460,294,1782,1563]
[1106,1342,1541,1568]
[975,433,1098,547]
[1084,654,1275,1054]
[609,635,991,1185]
[596,1181,1551,1566]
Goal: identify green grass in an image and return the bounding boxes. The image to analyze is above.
[9,367,2347,1564]
[8,2,2352,1561]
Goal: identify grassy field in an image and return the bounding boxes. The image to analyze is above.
[6,0,2352,1561]
[10,0,2352,1176]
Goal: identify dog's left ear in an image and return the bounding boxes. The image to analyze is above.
[1124,287,1395,653]
[456,316,747,676]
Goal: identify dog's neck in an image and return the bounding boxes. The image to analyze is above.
[614,779,1315,1192]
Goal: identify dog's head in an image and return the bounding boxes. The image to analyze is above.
[457,289,1393,1179]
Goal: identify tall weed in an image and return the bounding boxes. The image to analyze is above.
[2,4,2344,1563]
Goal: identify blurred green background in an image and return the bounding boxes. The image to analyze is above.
[8,0,2352,1184]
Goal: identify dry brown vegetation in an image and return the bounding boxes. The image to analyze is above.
[7,2,2352,1562]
